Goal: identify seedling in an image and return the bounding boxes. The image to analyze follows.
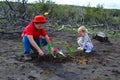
[40,39,66,58]
[40,40,44,48]
[47,40,56,58]
[57,50,66,57]
[66,42,77,55]
[53,49,66,57]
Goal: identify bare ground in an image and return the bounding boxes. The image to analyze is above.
[0,29,120,80]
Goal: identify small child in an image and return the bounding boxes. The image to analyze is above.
[77,26,93,53]
[21,15,54,61]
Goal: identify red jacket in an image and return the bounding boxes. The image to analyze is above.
[21,23,47,38]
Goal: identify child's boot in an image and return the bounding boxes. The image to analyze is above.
[24,54,32,61]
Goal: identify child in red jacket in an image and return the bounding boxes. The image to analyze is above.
[21,15,54,61]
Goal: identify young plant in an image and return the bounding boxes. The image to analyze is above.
[47,40,56,58]
[57,50,66,57]
[66,42,77,55]
[40,40,44,48]
[47,40,66,58]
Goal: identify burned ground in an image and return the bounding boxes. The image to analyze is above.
[0,28,120,80]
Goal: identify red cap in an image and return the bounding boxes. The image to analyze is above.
[32,15,47,23]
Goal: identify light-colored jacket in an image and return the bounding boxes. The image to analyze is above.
[77,33,93,48]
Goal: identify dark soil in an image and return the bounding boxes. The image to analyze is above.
[0,28,120,80]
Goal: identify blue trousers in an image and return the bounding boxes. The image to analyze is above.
[22,35,48,54]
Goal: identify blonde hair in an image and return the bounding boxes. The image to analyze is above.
[77,26,88,33]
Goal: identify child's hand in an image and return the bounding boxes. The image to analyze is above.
[38,50,44,56]
[77,47,84,51]
[77,38,82,44]
[77,37,80,40]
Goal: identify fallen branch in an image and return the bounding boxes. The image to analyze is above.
[92,24,104,27]
[57,24,72,31]
[58,25,64,31]
[0,31,21,34]
[0,17,6,19]
[110,30,120,35]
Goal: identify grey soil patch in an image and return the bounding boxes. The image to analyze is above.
[0,30,120,80]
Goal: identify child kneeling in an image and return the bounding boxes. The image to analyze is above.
[21,15,54,61]
[77,26,93,53]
